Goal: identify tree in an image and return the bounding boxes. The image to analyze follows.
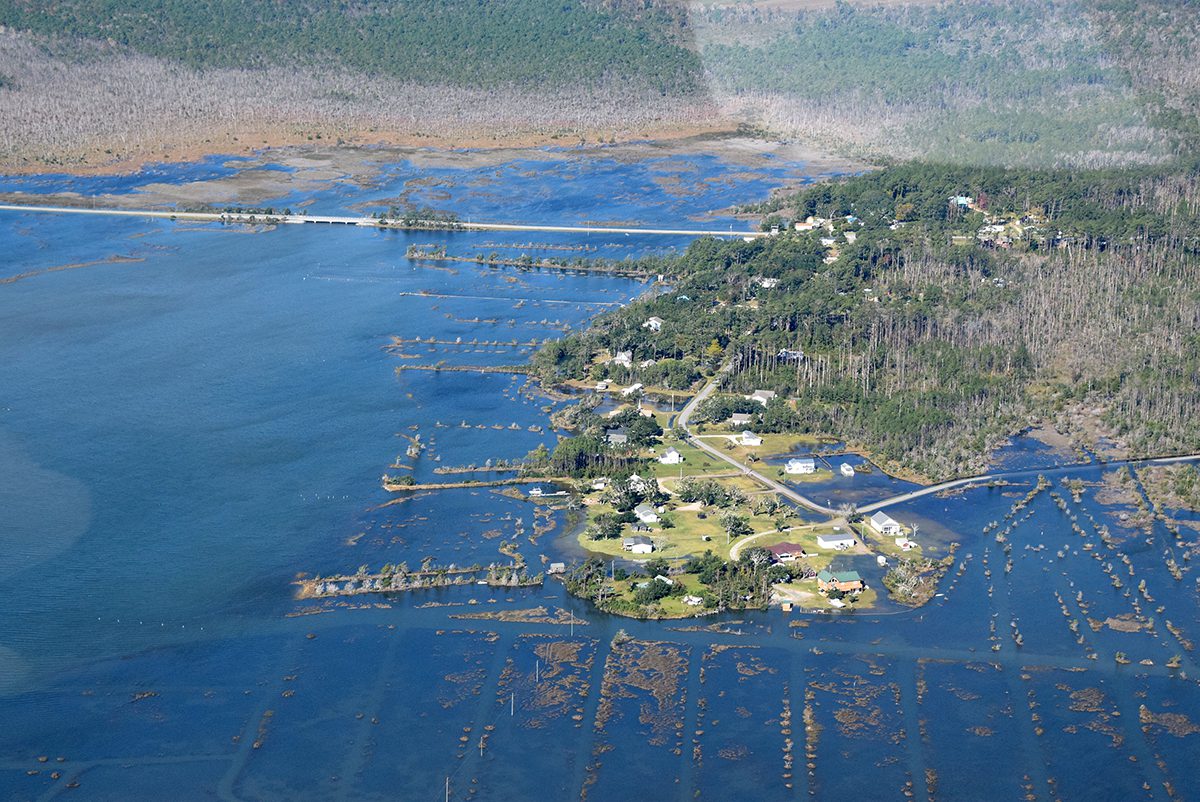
[719,510,752,542]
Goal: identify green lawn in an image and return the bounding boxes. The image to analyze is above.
[853,521,924,560]
[645,439,737,479]
[577,501,778,563]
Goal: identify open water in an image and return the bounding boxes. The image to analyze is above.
[1,148,1197,800]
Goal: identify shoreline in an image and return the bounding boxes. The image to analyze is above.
[0,124,867,180]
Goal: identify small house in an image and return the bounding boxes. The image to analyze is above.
[548,562,567,575]
[627,474,651,493]
[634,504,660,524]
[605,428,629,446]
[817,569,864,594]
[623,535,654,554]
[816,533,855,550]
[729,412,753,427]
[766,542,809,563]
[682,594,703,606]
[777,348,805,362]
[642,316,664,333]
[653,574,674,586]
[755,276,781,289]
[659,447,684,465]
[739,430,763,447]
[785,457,816,475]
[746,389,777,406]
[869,511,902,537]
[612,350,633,369]
[621,382,643,397]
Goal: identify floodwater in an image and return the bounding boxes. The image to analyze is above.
[1,149,1197,801]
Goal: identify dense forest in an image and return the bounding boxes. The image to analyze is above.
[532,160,1200,480]
[0,0,699,92]
[3,0,1200,169]
[696,0,1200,166]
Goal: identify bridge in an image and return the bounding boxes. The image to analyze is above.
[0,203,767,239]
[675,365,1200,519]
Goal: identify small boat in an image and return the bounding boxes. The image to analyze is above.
[840,462,855,477]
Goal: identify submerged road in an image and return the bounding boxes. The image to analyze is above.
[675,366,1200,519]
[0,203,766,239]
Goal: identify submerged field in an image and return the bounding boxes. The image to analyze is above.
[0,149,1197,799]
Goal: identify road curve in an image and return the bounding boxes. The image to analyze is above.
[674,365,1200,518]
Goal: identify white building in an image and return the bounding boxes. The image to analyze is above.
[659,447,684,465]
[642,316,664,333]
[729,412,753,427]
[622,382,643,397]
[634,504,660,524]
[816,533,855,550]
[869,511,903,537]
[785,457,816,475]
[623,535,654,554]
[739,431,763,447]
[627,473,651,493]
[746,389,777,406]
[611,350,633,369]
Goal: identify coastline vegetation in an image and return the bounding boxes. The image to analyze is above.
[531,160,1200,481]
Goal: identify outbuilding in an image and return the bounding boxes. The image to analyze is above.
[623,535,654,554]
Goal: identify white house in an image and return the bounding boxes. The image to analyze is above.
[659,447,684,465]
[623,535,654,554]
[785,457,816,475]
[682,594,703,606]
[622,382,643,397]
[746,389,777,406]
[755,276,781,289]
[627,474,651,493]
[869,511,903,537]
[739,430,763,447]
[612,350,633,369]
[634,504,660,524]
[605,428,629,446]
[816,533,855,550]
[642,316,664,333]
[729,412,753,427]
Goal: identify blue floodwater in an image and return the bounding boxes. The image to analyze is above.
[1,149,1198,801]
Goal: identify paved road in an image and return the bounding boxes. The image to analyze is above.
[0,203,766,239]
[675,365,1200,519]
[675,366,839,516]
